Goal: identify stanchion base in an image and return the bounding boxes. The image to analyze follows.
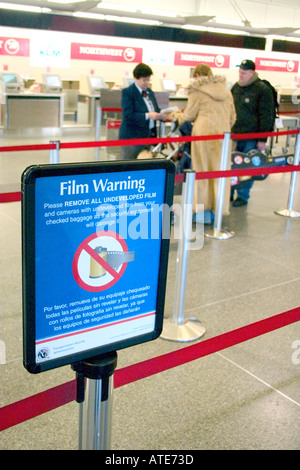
[160,318,206,342]
[204,228,235,239]
[274,209,300,218]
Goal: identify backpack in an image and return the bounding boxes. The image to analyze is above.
[261,79,280,125]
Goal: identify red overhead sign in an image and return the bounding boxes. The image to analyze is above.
[174,51,230,68]
[0,37,29,56]
[71,43,143,63]
[255,57,299,72]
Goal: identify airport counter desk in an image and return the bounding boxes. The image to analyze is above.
[0,92,64,129]
[0,89,187,130]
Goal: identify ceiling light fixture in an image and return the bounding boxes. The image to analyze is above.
[105,15,160,25]
[73,12,105,20]
[0,2,43,12]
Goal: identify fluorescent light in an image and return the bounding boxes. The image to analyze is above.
[73,12,105,20]
[0,2,42,12]
[207,27,250,35]
[97,2,136,13]
[182,24,250,35]
[181,25,207,31]
[105,15,160,25]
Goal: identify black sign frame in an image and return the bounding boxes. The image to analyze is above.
[22,159,175,373]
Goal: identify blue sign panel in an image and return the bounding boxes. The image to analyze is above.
[22,160,175,373]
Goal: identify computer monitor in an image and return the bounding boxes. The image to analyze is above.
[1,73,20,92]
[43,74,62,92]
[161,79,177,94]
[88,76,108,93]
[123,77,135,88]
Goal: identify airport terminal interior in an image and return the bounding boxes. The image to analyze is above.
[0,0,300,451]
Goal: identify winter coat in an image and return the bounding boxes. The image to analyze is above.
[231,73,275,140]
[173,75,236,215]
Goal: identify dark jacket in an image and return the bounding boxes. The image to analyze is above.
[231,75,274,141]
[119,83,160,140]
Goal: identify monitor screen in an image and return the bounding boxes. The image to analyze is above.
[162,79,177,93]
[89,76,105,90]
[44,75,61,87]
[2,73,18,84]
[124,78,134,87]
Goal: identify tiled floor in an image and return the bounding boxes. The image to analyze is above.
[0,125,299,450]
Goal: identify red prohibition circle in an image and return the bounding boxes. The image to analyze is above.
[72,230,129,292]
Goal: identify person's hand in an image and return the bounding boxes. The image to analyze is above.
[257,141,266,151]
[159,113,168,122]
[148,112,162,121]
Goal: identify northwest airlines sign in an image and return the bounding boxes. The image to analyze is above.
[174,51,230,68]
[71,43,143,62]
[255,57,299,72]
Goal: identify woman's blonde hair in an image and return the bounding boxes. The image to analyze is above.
[193,64,213,78]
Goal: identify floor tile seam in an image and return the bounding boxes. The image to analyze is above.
[243,248,300,275]
[217,352,300,408]
[185,277,300,313]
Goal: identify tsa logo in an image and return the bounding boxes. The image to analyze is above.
[37,347,50,361]
[4,38,20,55]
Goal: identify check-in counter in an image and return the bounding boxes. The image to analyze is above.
[169,96,188,110]
[278,87,300,117]
[1,92,64,129]
[78,93,100,126]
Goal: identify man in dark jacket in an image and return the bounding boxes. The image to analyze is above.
[119,63,163,160]
[231,59,275,206]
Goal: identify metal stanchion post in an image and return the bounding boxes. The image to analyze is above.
[275,131,300,218]
[49,140,60,164]
[161,170,206,342]
[72,352,117,450]
[205,132,234,240]
[95,105,102,161]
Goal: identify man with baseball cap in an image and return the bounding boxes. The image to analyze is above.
[230,59,274,206]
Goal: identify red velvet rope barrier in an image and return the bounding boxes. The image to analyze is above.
[1,164,299,203]
[0,129,298,153]
[0,306,299,432]
[0,192,22,203]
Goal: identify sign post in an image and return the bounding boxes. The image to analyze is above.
[72,352,118,450]
[22,159,175,448]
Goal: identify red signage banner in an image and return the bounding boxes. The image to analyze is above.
[0,37,29,56]
[174,51,230,68]
[255,57,299,73]
[71,43,143,63]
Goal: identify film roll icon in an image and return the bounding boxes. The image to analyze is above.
[89,246,107,278]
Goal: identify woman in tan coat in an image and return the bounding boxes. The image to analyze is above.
[173,64,236,224]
